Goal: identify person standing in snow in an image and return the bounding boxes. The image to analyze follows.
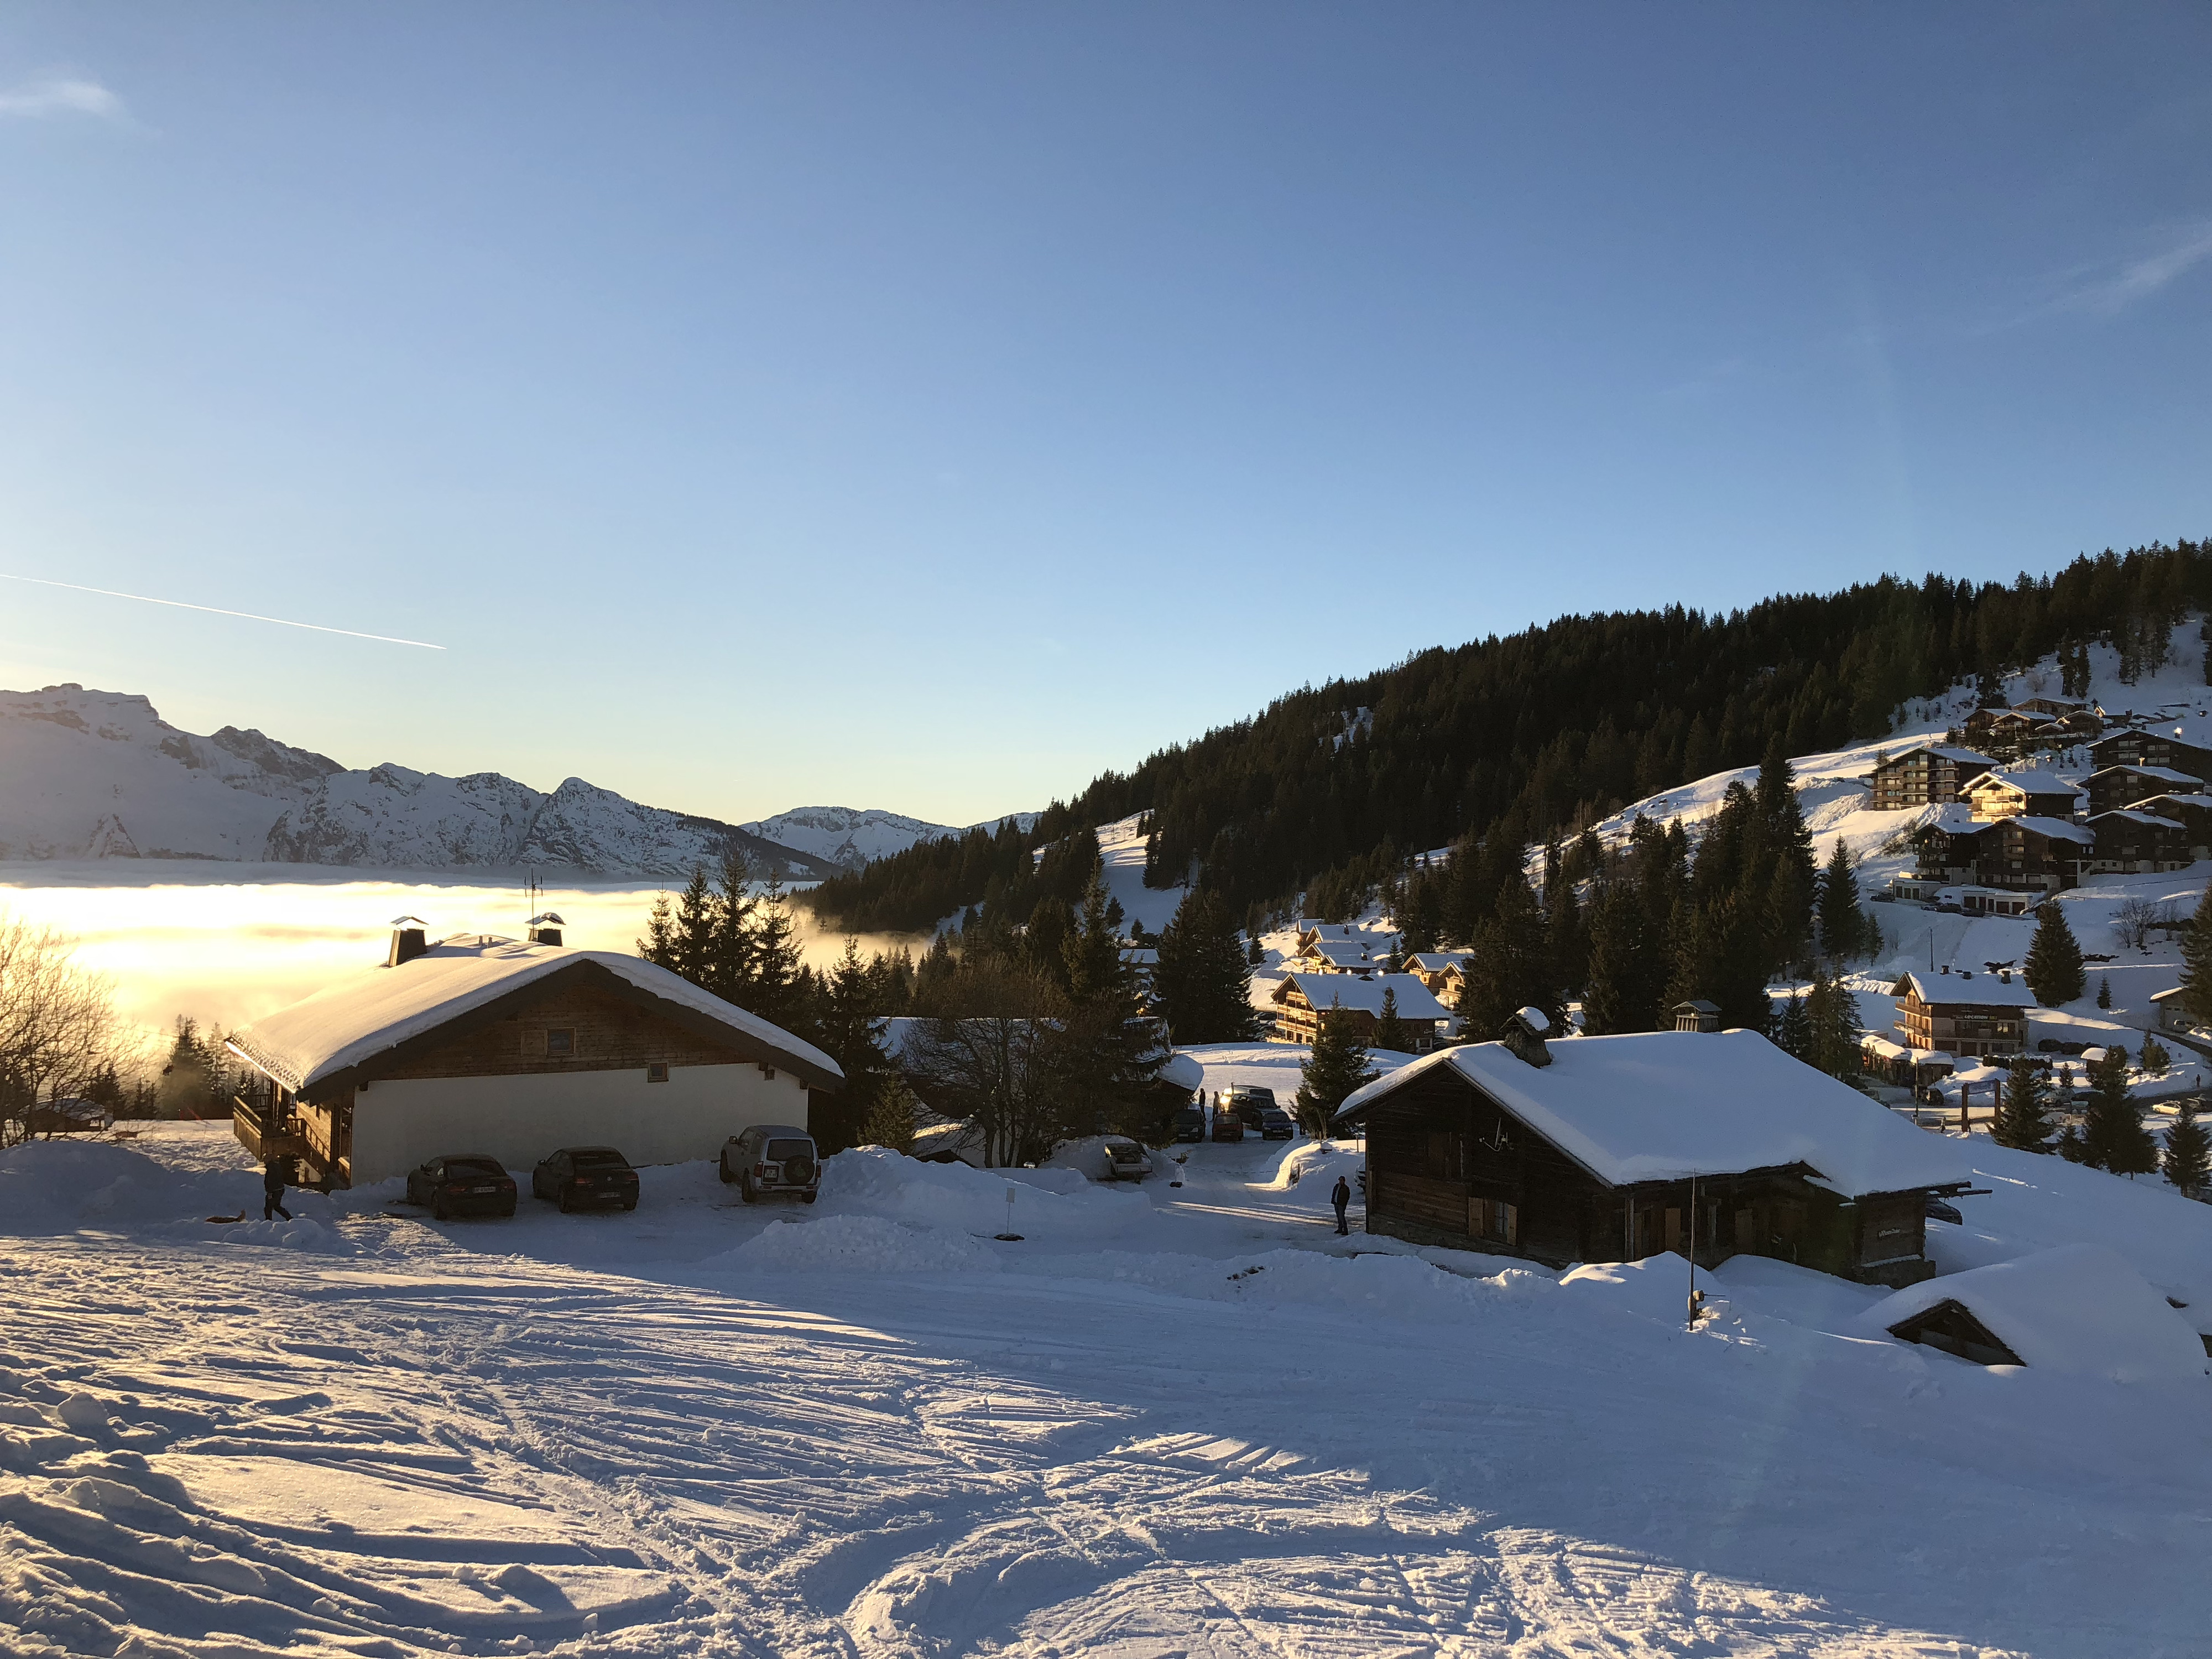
[263,1159,292,1222]
[1330,1174,1352,1235]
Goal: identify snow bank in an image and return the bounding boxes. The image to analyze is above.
[817,1146,1151,1238]
[717,1214,1003,1275]
[1042,1135,1151,1183]
[1042,1245,1558,1324]
[1861,1244,2209,1382]
[0,1139,260,1234]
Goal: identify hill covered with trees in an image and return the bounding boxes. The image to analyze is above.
[806,541,2209,938]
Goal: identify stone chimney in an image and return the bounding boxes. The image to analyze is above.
[1501,1005,1553,1068]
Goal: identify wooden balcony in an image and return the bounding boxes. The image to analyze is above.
[232,1098,306,1162]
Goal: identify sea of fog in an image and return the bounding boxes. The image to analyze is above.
[0,860,925,1048]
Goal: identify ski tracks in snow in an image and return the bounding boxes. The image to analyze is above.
[0,1229,2119,1658]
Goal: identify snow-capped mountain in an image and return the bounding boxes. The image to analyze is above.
[0,684,841,879]
[739,806,968,872]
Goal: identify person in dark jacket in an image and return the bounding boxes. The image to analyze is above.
[1330,1174,1352,1235]
[263,1160,292,1222]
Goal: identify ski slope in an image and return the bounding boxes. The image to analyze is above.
[1,1116,2205,1658]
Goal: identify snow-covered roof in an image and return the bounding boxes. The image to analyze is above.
[1880,744,1994,768]
[1963,770,2077,796]
[1158,1052,1206,1092]
[1334,1030,1970,1196]
[1275,973,1450,1021]
[230,937,843,1094]
[1859,1244,2208,1381]
[1895,971,2037,1009]
[2086,762,2205,786]
[1991,815,2093,846]
[1404,951,1473,972]
[2088,810,2189,831]
[1300,938,1374,964]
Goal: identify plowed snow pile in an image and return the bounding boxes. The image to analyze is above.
[717,1213,1003,1274]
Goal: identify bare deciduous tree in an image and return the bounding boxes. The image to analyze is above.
[0,914,123,1147]
[2112,896,2180,954]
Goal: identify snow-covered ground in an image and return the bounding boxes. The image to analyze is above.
[3,1110,2206,1658]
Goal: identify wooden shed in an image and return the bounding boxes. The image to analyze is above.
[1332,1016,1970,1286]
[227,929,842,1187]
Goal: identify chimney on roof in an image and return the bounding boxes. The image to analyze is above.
[387,916,429,968]
[1500,1005,1553,1068]
[2000,969,2011,984]
[528,911,566,947]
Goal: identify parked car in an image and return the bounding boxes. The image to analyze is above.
[1259,1108,1295,1141]
[721,1124,820,1203]
[406,1154,517,1220]
[1171,1107,1206,1143]
[1224,1086,1279,1135]
[532,1146,639,1213]
[1211,1108,1244,1143]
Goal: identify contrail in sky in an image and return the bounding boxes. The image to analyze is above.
[0,572,446,650]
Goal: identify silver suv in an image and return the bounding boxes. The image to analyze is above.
[721,1124,821,1204]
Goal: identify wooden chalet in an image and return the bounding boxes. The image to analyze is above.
[1296,937,1378,974]
[2089,727,2212,784]
[227,925,843,1187]
[1917,810,2090,893]
[2084,763,2205,817]
[2087,809,2196,875]
[1959,769,2079,823]
[1334,1014,1970,1286]
[1402,951,1473,1000]
[2123,794,2212,859]
[1868,745,1995,811]
[1270,972,1449,1051]
[1892,969,2035,1062]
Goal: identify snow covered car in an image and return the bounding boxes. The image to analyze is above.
[722,1124,820,1203]
[1259,1108,1295,1141]
[405,1154,517,1219]
[1101,1136,1151,1181]
[532,1146,639,1213]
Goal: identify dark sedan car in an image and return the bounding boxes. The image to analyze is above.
[405,1155,517,1220]
[532,1146,640,1213]
[1258,1108,1295,1141]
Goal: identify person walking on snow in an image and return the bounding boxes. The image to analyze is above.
[1331,1174,1352,1235]
[263,1160,292,1222]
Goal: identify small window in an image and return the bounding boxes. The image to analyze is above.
[646,1061,670,1084]
[546,1027,575,1057]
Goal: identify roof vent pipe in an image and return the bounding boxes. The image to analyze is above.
[388,916,429,968]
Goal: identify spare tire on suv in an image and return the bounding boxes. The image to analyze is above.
[719,1124,822,1204]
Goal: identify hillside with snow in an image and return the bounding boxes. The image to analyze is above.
[0,684,848,880]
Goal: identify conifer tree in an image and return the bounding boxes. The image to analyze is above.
[1458,873,1555,1036]
[1152,889,1258,1044]
[1990,1060,2055,1153]
[1772,989,1812,1060]
[2161,1098,2209,1198]
[809,938,895,1154]
[1062,876,1131,1006]
[1803,968,1864,1082]
[1580,883,1660,1035]
[2179,887,2212,1025]
[2097,976,2111,1010]
[1815,838,1867,961]
[1246,933,1265,967]
[1293,1008,1378,1139]
[859,1077,918,1154]
[1547,878,1588,1008]
[1374,987,1414,1054]
[2024,902,2085,1006]
[2140,1035,2171,1076]
[748,872,807,1034]
[2081,1046,2158,1175]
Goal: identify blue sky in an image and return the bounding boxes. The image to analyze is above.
[0,4,2205,827]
